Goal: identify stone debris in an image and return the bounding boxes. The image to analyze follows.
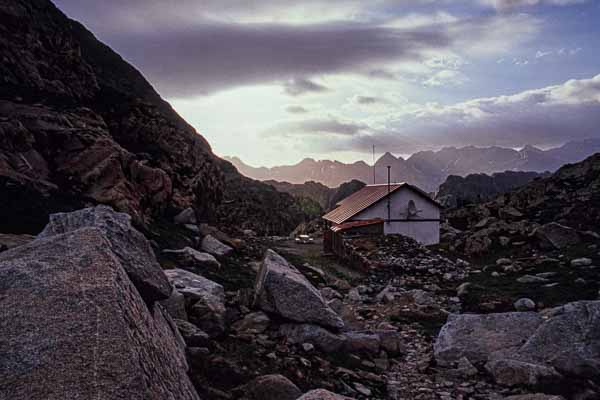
[163,247,221,270]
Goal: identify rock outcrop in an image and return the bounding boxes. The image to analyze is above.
[216,159,312,236]
[255,249,344,329]
[0,226,198,399]
[0,0,223,233]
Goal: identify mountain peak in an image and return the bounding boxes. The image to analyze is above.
[520,144,543,153]
[375,152,398,165]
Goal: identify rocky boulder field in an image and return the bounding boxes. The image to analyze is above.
[2,197,599,399]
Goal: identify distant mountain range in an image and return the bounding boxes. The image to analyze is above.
[225,139,600,192]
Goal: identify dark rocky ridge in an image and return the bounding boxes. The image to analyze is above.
[265,179,366,212]
[446,153,600,234]
[216,159,312,236]
[436,170,549,208]
[0,0,223,232]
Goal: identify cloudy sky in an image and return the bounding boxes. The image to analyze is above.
[54,0,600,166]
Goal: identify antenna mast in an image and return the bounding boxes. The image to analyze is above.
[372,144,376,184]
[387,165,391,222]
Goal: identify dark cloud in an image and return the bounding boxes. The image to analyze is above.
[285,105,309,114]
[54,1,450,98]
[104,23,447,97]
[263,117,369,137]
[483,0,588,10]
[283,78,329,96]
[354,95,385,105]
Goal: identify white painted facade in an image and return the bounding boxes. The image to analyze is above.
[351,186,441,245]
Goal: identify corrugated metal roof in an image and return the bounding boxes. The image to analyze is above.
[322,183,441,225]
[330,218,383,232]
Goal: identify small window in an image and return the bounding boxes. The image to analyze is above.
[407,200,418,218]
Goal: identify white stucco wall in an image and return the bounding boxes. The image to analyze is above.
[351,186,441,245]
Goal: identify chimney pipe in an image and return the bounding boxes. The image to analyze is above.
[387,165,391,223]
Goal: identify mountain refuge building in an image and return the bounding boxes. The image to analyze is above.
[322,183,442,250]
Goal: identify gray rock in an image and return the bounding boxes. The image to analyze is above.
[280,324,346,353]
[485,359,561,387]
[499,206,523,219]
[162,247,221,269]
[238,374,302,400]
[297,389,354,400]
[174,207,197,225]
[503,395,565,400]
[342,332,380,354]
[456,357,479,377]
[517,275,549,284]
[485,359,562,387]
[456,282,472,297]
[159,288,188,320]
[174,319,210,346]
[38,205,171,303]
[0,227,199,400]
[514,298,536,311]
[347,288,362,303]
[255,250,344,329]
[232,311,271,334]
[535,222,580,249]
[321,287,343,300]
[377,330,406,356]
[436,301,600,387]
[302,343,315,352]
[434,311,543,366]
[201,234,233,258]
[571,258,593,267]
[327,298,344,314]
[184,224,200,233]
[513,301,600,380]
[164,269,226,337]
[353,382,371,397]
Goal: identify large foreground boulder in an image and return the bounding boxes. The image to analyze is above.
[435,301,600,389]
[0,227,199,399]
[434,311,543,366]
[38,205,171,303]
[255,250,344,329]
